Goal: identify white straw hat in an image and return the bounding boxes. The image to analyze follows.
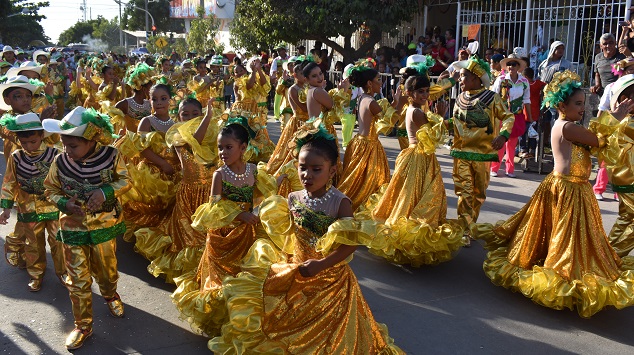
[0,75,38,111]
[6,61,43,78]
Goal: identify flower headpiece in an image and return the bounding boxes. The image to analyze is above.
[352,57,376,72]
[410,55,436,77]
[542,70,582,109]
[611,58,634,76]
[154,76,175,97]
[169,88,197,119]
[193,57,207,67]
[220,110,257,140]
[288,118,336,158]
[91,58,107,76]
[126,62,155,91]
[156,55,170,70]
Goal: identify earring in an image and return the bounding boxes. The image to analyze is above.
[326,178,333,190]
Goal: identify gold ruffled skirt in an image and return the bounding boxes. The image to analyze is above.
[267,114,302,176]
[473,173,634,318]
[208,238,404,354]
[133,181,210,283]
[338,134,390,210]
[358,147,464,266]
[121,160,180,234]
[171,223,259,336]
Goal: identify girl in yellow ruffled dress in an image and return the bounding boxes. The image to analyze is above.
[188,58,213,110]
[47,59,66,119]
[337,66,393,210]
[80,59,105,110]
[67,58,89,110]
[231,57,275,162]
[472,71,634,318]
[155,57,183,89]
[390,56,459,150]
[95,65,125,112]
[358,71,464,267]
[111,62,153,134]
[266,59,309,176]
[119,83,180,239]
[134,98,219,283]
[208,124,403,354]
[171,117,276,336]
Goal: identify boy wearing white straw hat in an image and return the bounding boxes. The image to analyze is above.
[0,75,57,268]
[42,107,130,350]
[0,113,66,292]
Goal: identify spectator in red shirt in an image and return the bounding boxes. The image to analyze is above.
[429,36,452,76]
[520,67,546,158]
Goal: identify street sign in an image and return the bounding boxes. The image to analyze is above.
[155,37,168,48]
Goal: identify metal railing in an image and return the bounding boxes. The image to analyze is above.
[458,0,630,86]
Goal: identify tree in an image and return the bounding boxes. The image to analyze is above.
[58,20,98,46]
[122,0,184,33]
[146,35,188,56]
[186,6,221,55]
[93,17,122,50]
[0,0,50,47]
[230,0,421,63]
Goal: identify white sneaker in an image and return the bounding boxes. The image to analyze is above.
[505,173,516,178]
[490,171,498,177]
[595,193,604,201]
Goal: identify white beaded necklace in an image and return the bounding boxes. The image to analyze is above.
[128,97,148,111]
[151,115,173,126]
[225,163,250,182]
[302,187,334,209]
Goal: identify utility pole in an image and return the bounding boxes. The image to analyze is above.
[80,0,87,22]
[145,0,149,32]
[119,0,123,47]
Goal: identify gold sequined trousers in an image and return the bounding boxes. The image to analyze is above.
[5,222,25,259]
[609,192,634,257]
[64,239,119,328]
[453,158,491,229]
[24,220,65,280]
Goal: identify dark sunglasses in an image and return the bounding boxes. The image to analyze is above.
[507,61,519,67]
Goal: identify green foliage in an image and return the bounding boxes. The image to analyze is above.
[146,36,188,56]
[58,20,97,46]
[231,0,420,63]
[122,0,183,33]
[92,17,122,49]
[0,0,50,47]
[186,6,221,56]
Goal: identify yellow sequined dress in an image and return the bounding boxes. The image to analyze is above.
[133,117,219,283]
[208,189,403,354]
[171,163,276,336]
[103,97,151,135]
[118,122,181,239]
[231,74,275,163]
[357,109,464,266]
[472,119,634,318]
[188,77,212,108]
[82,75,104,110]
[338,97,393,211]
[266,107,309,176]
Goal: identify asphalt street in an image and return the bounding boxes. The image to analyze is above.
[0,118,631,354]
